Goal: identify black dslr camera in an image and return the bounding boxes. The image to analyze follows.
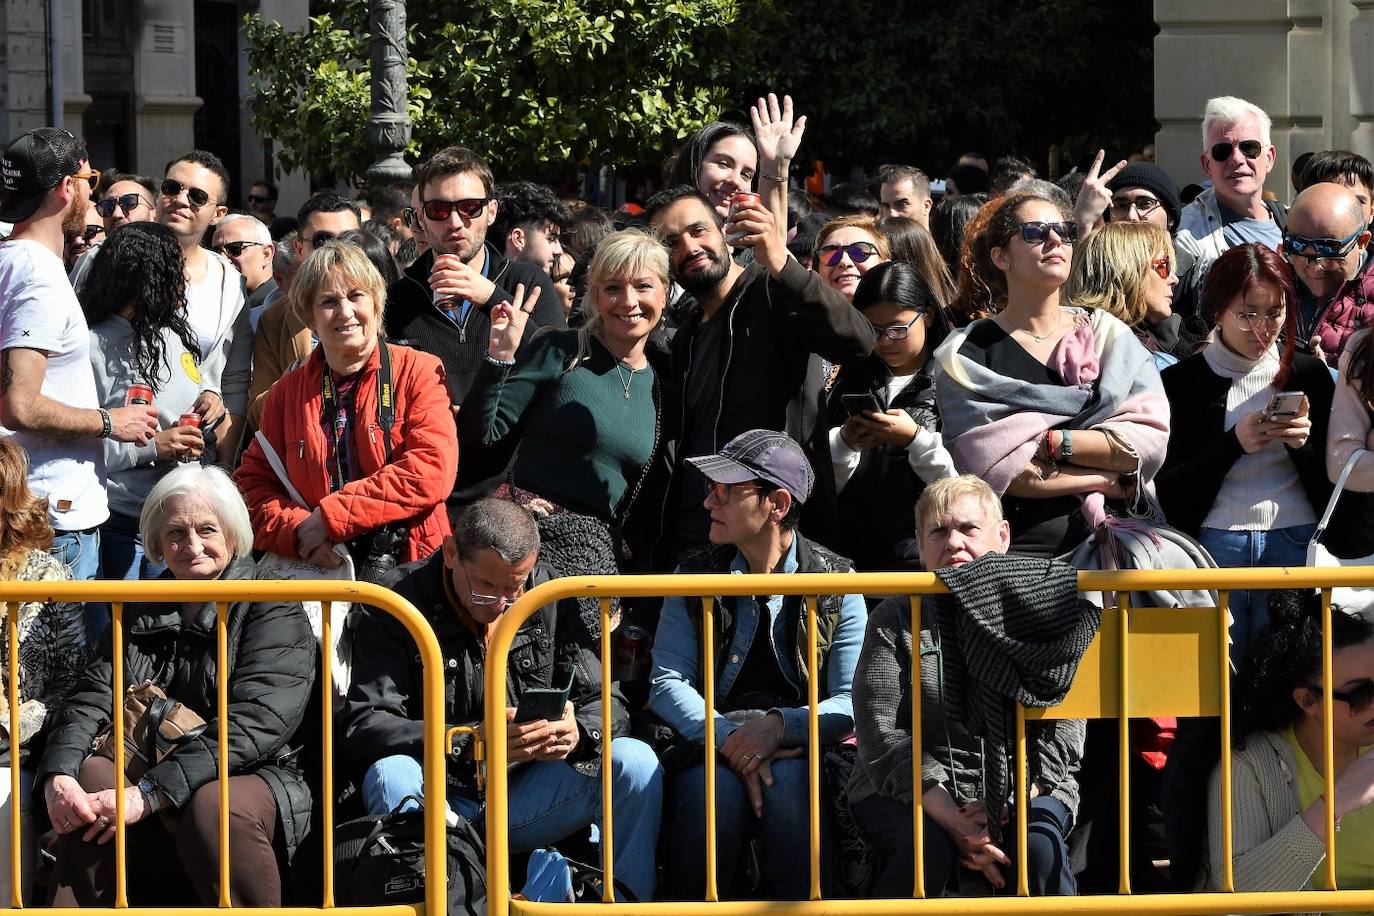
[349,523,409,584]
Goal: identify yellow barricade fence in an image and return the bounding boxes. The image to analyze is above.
[0,578,447,916]
[483,567,1374,916]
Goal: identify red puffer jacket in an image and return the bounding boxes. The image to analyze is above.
[236,342,457,563]
[1311,254,1374,367]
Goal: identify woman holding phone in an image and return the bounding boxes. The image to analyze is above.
[1157,243,1338,664]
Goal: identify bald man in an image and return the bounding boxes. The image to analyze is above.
[1283,181,1374,366]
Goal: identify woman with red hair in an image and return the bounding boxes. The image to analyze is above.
[1157,243,1337,664]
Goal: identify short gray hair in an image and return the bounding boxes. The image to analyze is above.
[274,230,300,276]
[1202,95,1272,149]
[1007,177,1072,211]
[214,213,271,245]
[454,499,540,564]
[140,464,254,564]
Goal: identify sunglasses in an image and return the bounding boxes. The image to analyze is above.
[160,178,211,211]
[1306,678,1374,713]
[308,232,338,249]
[71,169,101,192]
[95,193,153,219]
[71,224,103,244]
[213,240,265,257]
[705,480,762,503]
[1209,139,1264,162]
[246,194,274,204]
[1150,256,1172,280]
[871,312,926,340]
[1281,228,1364,261]
[1109,195,1162,217]
[818,241,880,267]
[422,197,490,222]
[1017,221,1079,245]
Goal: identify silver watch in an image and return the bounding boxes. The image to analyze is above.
[137,776,161,813]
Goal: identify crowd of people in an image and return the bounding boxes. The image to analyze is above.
[0,89,1371,906]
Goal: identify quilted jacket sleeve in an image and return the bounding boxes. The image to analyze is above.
[235,378,313,557]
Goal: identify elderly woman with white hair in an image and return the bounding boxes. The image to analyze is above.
[35,464,316,907]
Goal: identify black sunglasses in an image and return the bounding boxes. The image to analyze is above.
[213,240,265,257]
[818,241,880,267]
[1307,678,1374,713]
[1017,221,1078,245]
[309,232,338,249]
[1209,139,1264,162]
[95,193,152,219]
[246,193,274,204]
[160,178,211,211]
[71,224,103,244]
[422,198,490,222]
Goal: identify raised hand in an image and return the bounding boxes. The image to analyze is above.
[751,93,807,168]
[1073,149,1128,235]
[487,284,541,362]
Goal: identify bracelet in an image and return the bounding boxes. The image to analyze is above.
[97,408,113,439]
[483,354,516,368]
[760,172,787,183]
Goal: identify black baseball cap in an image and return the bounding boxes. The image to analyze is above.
[0,128,88,224]
[687,429,815,504]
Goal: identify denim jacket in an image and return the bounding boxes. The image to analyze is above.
[648,533,866,750]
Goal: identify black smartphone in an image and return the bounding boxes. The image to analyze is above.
[841,392,882,416]
[514,670,573,723]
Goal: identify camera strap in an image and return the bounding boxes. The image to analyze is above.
[322,343,396,493]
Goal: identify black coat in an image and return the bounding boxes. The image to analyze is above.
[341,551,630,799]
[1157,350,1374,555]
[36,556,317,859]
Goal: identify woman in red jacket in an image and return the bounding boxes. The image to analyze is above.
[235,241,456,581]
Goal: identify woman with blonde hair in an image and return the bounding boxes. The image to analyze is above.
[1063,221,1181,370]
[812,214,891,301]
[460,228,674,571]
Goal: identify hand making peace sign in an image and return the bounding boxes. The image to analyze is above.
[1073,148,1129,235]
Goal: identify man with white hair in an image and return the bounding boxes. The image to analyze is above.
[1173,95,1288,354]
[212,214,276,329]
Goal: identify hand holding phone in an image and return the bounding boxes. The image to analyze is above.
[840,392,882,416]
[1266,390,1306,423]
[514,669,574,723]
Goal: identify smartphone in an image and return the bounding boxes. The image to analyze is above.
[1266,390,1305,422]
[841,392,882,416]
[514,670,573,723]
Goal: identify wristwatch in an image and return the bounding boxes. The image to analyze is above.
[137,776,162,814]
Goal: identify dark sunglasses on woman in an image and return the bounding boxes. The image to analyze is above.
[1209,139,1263,162]
[818,241,880,267]
[421,198,490,222]
[1017,221,1079,245]
[160,178,211,211]
[1307,677,1374,713]
[94,193,152,219]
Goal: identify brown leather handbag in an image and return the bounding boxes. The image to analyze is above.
[94,680,208,782]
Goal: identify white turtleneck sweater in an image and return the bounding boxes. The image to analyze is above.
[1200,339,1316,532]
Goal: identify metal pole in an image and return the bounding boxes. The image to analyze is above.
[365,0,412,187]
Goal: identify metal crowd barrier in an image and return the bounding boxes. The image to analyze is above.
[0,578,446,916]
[483,567,1374,916]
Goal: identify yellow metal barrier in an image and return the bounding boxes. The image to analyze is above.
[484,566,1374,916]
[0,578,447,916]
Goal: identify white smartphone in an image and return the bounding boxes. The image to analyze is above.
[1266,390,1305,422]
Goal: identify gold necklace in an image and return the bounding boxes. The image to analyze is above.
[1008,308,1062,342]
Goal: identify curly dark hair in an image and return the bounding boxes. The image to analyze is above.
[79,222,199,389]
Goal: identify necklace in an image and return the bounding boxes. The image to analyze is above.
[1008,308,1062,343]
[614,362,639,399]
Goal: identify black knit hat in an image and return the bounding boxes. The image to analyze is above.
[0,128,88,224]
[1105,162,1181,231]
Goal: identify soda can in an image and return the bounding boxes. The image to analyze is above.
[726,191,761,244]
[614,625,652,683]
[126,384,154,407]
[178,412,202,429]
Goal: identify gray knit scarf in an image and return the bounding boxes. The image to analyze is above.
[933,552,1100,841]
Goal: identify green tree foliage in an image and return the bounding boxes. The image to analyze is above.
[243,0,738,183]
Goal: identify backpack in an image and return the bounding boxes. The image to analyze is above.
[333,799,487,915]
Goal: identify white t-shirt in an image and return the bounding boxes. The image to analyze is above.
[0,239,108,530]
[185,254,233,360]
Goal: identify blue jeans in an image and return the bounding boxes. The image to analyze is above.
[362,738,663,902]
[1198,523,1316,665]
[50,527,105,640]
[664,757,831,900]
[99,512,166,582]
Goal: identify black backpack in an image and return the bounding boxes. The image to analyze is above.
[333,799,487,915]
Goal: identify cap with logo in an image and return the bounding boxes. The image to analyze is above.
[0,128,88,224]
[686,428,814,504]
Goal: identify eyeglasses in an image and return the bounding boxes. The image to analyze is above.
[818,241,880,267]
[1230,307,1285,329]
[246,194,274,205]
[1109,195,1162,218]
[1150,256,1172,280]
[95,193,154,219]
[1305,678,1374,713]
[871,312,926,340]
[212,240,266,257]
[422,198,490,222]
[705,480,762,503]
[160,178,211,211]
[71,169,101,192]
[1016,221,1078,245]
[70,224,103,244]
[1209,139,1264,162]
[1281,228,1364,270]
[459,555,524,608]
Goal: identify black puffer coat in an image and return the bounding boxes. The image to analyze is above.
[35,556,317,859]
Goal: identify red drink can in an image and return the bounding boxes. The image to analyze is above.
[726,191,761,244]
[614,625,652,683]
[178,412,202,429]
[126,384,154,407]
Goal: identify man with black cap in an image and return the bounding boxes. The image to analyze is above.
[1106,161,1182,234]
[0,128,158,581]
[649,428,866,900]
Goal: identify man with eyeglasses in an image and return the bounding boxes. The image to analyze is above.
[245,179,277,224]
[1282,182,1374,367]
[650,428,866,900]
[292,190,361,261]
[343,498,663,902]
[0,128,159,582]
[156,150,251,464]
[1174,95,1288,356]
[211,214,277,329]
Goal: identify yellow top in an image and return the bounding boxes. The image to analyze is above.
[1285,726,1374,893]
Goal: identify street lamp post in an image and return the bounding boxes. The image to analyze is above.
[365,0,412,187]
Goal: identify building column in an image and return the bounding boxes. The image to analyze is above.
[134,0,200,175]
[1350,0,1374,160]
[60,0,91,130]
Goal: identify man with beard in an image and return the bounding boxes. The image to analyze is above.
[645,185,874,560]
[0,128,158,579]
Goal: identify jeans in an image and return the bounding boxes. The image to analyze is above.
[1197,523,1315,665]
[362,738,663,902]
[99,511,166,581]
[851,794,1076,897]
[50,527,105,641]
[663,757,830,900]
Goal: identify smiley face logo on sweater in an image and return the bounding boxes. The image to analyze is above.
[182,352,201,384]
